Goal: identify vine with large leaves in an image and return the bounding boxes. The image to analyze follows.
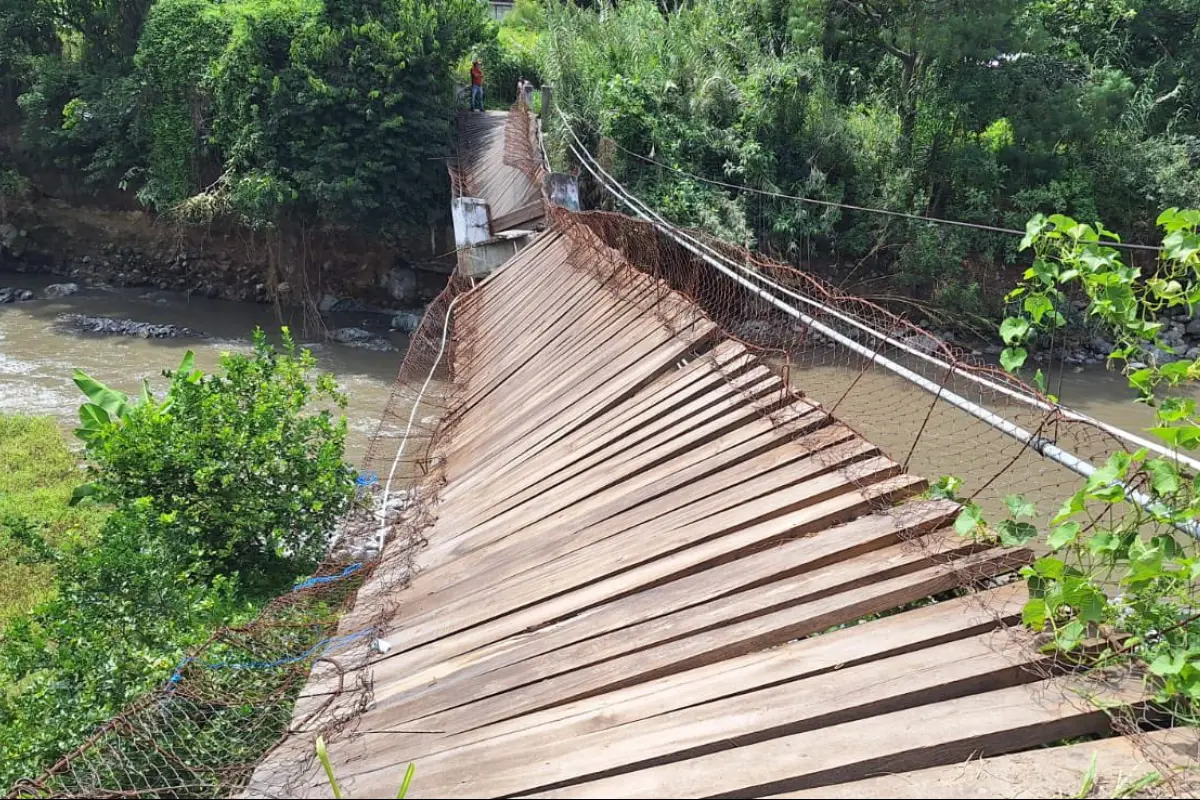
[952,209,1200,716]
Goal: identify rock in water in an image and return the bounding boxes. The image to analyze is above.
[390,311,423,333]
[43,282,80,299]
[56,314,201,339]
[0,287,34,303]
[329,327,376,343]
[328,326,396,351]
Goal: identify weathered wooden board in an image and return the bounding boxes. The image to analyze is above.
[770,728,1200,800]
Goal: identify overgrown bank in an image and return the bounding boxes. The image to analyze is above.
[538,0,1200,320]
[0,199,451,311]
[0,335,356,785]
[1,0,500,310]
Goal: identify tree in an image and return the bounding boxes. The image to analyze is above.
[828,0,1025,149]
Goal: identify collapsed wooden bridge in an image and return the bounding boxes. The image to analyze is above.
[250,190,1198,796]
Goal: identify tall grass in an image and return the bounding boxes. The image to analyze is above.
[0,415,106,623]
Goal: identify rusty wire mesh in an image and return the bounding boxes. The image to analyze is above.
[10,106,1200,798]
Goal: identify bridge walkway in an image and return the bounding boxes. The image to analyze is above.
[249,209,1196,797]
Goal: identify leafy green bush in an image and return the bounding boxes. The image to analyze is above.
[204,0,488,232]
[0,330,357,784]
[78,330,355,593]
[955,209,1200,717]
[0,502,252,785]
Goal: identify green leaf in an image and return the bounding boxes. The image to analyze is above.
[1144,458,1181,497]
[929,475,963,500]
[1000,346,1027,372]
[316,736,343,799]
[1048,522,1081,550]
[1052,490,1086,524]
[1023,294,1054,324]
[954,503,985,537]
[1033,368,1046,392]
[78,402,110,433]
[1150,650,1187,676]
[999,317,1030,345]
[397,763,416,799]
[1019,213,1048,250]
[177,350,196,376]
[997,519,1037,546]
[73,369,130,417]
[68,482,99,507]
[1021,597,1048,629]
[1077,589,1105,623]
[1005,495,1036,519]
[1055,619,1086,652]
[1151,534,1182,559]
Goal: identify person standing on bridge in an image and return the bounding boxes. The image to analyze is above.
[470,60,485,112]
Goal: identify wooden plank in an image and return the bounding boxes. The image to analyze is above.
[393,631,1050,799]
[367,547,1030,728]
[390,404,833,616]
[364,501,962,716]
[522,678,1148,799]
[378,523,982,723]
[443,365,785,532]
[371,499,959,697]
[447,311,716,472]
[424,393,821,570]
[371,448,902,657]
[770,728,1200,799]
[444,349,771,521]
[278,586,1030,797]
[491,199,545,233]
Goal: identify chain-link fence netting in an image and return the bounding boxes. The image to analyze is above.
[6,257,476,799]
[10,106,1199,798]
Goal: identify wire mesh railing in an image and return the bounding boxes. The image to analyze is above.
[10,104,1199,799]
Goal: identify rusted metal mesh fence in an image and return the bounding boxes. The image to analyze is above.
[544,203,1200,787]
[10,107,1199,798]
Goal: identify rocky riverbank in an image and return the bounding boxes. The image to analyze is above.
[0,201,452,318]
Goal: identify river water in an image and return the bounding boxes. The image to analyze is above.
[0,274,406,465]
[0,270,1191,476]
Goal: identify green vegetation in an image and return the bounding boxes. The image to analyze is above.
[0,331,356,785]
[538,0,1200,316]
[948,208,1200,719]
[0,416,107,623]
[2,0,492,237]
[317,736,416,799]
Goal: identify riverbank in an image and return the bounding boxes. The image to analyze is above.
[0,273,407,463]
[0,197,453,314]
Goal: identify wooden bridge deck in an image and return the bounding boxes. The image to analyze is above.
[458,110,545,235]
[250,220,1198,798]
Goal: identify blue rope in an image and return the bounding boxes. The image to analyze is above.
[291,562,363,592]
[355,471,379,487]
[167,627,376,688]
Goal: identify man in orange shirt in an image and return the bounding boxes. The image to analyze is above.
[470,60,484,112]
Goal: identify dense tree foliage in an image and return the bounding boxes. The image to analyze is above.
[540,0,1200,315]
[2,0,491,237]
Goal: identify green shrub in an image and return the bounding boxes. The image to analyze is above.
[0,330,357,784]
[0,502,252,785]
[79,329,356,594]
